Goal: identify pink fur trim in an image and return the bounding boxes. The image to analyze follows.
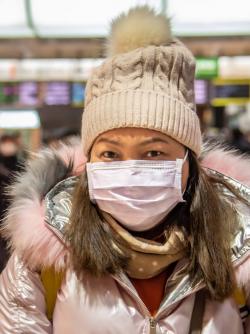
[201,148,250,187]
[3,140,86,270]
[56,139,86,176]
[4,199,68,271]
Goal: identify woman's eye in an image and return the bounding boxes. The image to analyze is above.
[146,151,162,158]
[101,151,118,159]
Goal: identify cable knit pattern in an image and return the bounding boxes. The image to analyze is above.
[82,40,201,155]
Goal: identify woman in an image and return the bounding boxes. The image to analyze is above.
[0,6,250,334]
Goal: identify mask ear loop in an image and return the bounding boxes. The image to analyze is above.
[86,163,96,203]
[175,149,188,196]
[182,150,189,164]
[182,150,190,197]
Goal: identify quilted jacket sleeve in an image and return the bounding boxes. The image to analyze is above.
[0,253,52,334]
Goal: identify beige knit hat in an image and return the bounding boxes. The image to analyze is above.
[82,6,202,156]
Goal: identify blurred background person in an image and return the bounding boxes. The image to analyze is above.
[0,134,25,271]
[230,128,250,154]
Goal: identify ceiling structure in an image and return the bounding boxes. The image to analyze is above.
[0,36,249,59]
[0,0,249,59]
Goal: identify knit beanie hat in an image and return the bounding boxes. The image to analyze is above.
[82,6,202,156]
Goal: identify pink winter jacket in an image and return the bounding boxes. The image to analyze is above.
[0,142,250,334]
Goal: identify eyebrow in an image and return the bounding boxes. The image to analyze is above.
[138,137,170,146]
[95,138,123,146]
[95,136,169,146]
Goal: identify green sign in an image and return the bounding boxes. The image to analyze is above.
[195,57,218,79]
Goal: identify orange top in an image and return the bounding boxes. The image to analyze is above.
[130,270,168,316]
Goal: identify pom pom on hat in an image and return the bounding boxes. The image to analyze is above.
[106,6,172,56]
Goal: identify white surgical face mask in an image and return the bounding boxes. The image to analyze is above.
[86,152,188,232]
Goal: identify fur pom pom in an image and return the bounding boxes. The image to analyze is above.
[107,6,172,56]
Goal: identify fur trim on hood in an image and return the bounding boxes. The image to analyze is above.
[1,141,250,272]
[1,139,85,271]
[201,143,250,187]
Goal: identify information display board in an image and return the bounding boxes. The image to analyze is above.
[214,85,249,98]
[211,80,250,106]
[0,83,18,104]
[194,80,208,104]
[196,58,218,79]
[72,82,85,106]
[18,82,38,105]
[44,82,71,105]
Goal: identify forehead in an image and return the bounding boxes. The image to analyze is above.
[94,127,176,144]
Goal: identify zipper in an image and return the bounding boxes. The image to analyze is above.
[114,274,151,316]
[149,317,157,334]
[114,273,205,333]
[115,275,159,333]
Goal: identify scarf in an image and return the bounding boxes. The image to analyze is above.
[102,212,189,279]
